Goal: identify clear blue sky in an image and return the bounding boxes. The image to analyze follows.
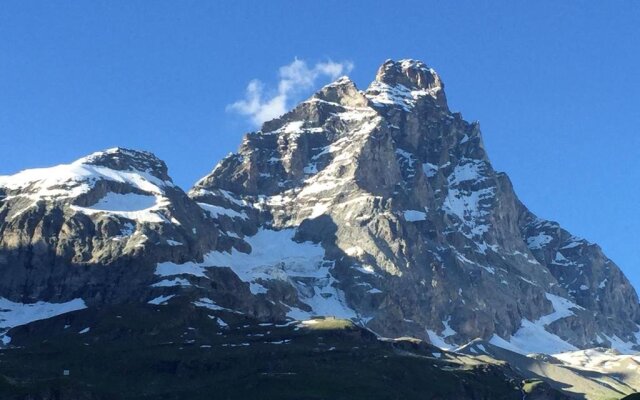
[1,1,639,289]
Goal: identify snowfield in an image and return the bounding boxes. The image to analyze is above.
[156,228,358,321]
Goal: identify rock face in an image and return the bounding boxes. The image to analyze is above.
[192,59,640,352]
[1,59,639,356]
[0,148,219,306]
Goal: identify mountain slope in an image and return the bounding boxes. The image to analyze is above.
[457,339,639,399]
[0,307,571,400]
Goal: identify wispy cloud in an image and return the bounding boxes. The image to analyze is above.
[227,58,354,126]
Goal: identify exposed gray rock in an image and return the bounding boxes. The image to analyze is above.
[192,59,640,352]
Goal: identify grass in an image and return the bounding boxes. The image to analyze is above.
[0,302,567,400]
[522,379,544,394]
[298,317,356,331]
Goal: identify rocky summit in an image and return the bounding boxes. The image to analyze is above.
[0,59,638,399]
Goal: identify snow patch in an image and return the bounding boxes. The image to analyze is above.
[427,330,453,350]
[489,321,577,355]
[442,316,456,337]
[448,160,486,186]
[395,149,415,168]
[308,203,329,219]
[0,151,171,219]
[423,163,439,178]
[365,80,441,112]
[443,187,494,237]
[193,298,227,311]
[71,192,168,223]
[601,333,640,354]
[151,278,191,288]
[283,121,304,134]
[303,163,318,174]
[198,202,248,220]
[403,209,427,222]
[537,293,583,326]
[148,295,175,305]
[527,233,553,250]
[82,192,156,212]
[0,297,86,344]
[489,293,582,354]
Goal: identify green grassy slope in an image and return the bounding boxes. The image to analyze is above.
[0,301,571,400]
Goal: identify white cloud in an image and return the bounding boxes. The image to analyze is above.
[228,58,354,126]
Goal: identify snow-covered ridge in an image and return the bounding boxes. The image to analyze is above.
[0,148,172,198]
[0,148,176,222]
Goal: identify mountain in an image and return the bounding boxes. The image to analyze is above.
[0,58,638,399]
[0,148,213,304]
[190,59,640,353]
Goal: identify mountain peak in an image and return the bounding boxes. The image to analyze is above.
[374,59,443,92]
[0,147,174,209]
[365,59,447,111]
[78,147,170,181]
